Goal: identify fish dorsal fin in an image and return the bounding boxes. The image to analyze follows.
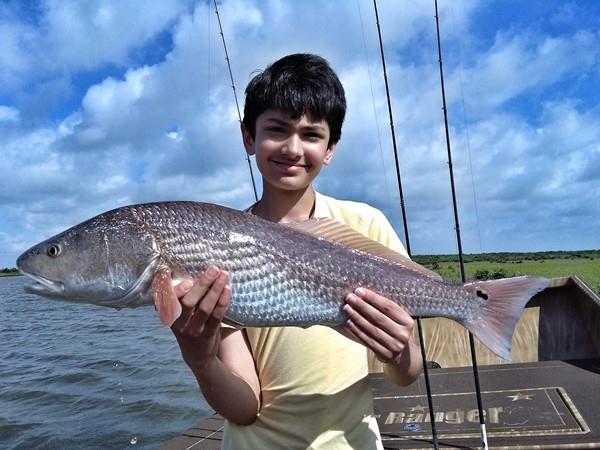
[285,218,443,282]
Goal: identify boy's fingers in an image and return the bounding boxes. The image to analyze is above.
[173,270,229,337]
[186,280,231,337]
[202,285,232,336]
[343,302,408,358]
[345,318,394,363]
[180,266,221,309]
[194,271,229,313]
[217,284,232,310]
[344,294,401,339]
[171,307,193,333]
[346,290,414,337]
[343,303,393,346]
[184,272,229,333]
[173,278,194,298]
[353,288,413,325]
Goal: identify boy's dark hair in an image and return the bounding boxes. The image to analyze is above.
[242,53,346,146]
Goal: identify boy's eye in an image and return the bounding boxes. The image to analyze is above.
[265,126,284,133]
[305,132,324,141]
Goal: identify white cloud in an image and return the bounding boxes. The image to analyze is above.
[0,17,34,88]
[166,131,183,142]
[74,66,155,145]
[0,105,19,122]
[0,0,191,91]
[44,0,188,68]
[456,30,599,115]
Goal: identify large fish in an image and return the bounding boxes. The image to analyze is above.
[17,201,548,360]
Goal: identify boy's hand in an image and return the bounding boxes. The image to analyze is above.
[154,266,232,373]
[342,288,415,366]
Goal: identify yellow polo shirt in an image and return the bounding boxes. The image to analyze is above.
[222,193,408,450]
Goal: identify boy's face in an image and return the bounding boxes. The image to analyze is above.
[242,110,336,193]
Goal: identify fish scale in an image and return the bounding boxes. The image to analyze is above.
[16,201,550,360]
[143,204,486,325]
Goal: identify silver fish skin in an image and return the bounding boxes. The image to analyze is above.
[16,201,549,360]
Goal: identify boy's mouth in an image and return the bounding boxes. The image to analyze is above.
[272,159,309,169]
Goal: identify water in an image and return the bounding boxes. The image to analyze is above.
[0,276,213,449]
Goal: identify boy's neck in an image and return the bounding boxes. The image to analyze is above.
[253,184,316,223]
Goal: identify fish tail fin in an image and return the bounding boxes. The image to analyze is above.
[461,276,549,360]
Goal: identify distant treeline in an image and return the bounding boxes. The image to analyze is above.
[413,249,600,286]
[413,250,600,266]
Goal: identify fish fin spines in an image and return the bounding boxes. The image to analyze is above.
[461,276,549,360]
[285,218,443,282]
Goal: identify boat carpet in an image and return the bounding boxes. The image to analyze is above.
[160,359,600,449]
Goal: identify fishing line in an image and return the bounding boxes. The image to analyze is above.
[213,0,258,202]
[207,2,211,113]
[371,0,411,256]
[450,0,483,254]
[433,0,488,448]
[372,1,440,448]
[356,0,394,217]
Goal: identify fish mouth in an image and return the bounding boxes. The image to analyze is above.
[19,269,65,297]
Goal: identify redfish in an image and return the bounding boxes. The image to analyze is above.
[16,201,548,360]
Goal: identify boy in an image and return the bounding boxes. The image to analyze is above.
[166,53,422,449]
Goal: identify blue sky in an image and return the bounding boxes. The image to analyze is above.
[1,0,599,268]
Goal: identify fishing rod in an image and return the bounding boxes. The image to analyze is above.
[372,1,439,448]
[433,0,488,448]
[213,0,259,202]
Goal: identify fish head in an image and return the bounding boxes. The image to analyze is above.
[16,210,160,308]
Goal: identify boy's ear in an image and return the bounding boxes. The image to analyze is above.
[323,143,337,165]
[241,123,255,155]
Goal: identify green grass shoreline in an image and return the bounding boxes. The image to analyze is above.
[412,250,600,293]
[0,268,20,277]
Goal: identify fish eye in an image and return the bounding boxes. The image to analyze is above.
[47,244,62,258]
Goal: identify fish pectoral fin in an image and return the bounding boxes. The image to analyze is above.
[284,218,443,282]
[152,269,182,327]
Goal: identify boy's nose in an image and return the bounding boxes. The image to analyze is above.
[281,135,302,157]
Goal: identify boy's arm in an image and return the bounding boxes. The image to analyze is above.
[178,328,261,425]
[165,268,261,425]
[342,288,423,386]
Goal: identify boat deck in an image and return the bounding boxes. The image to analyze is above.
[160,358,600,449]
